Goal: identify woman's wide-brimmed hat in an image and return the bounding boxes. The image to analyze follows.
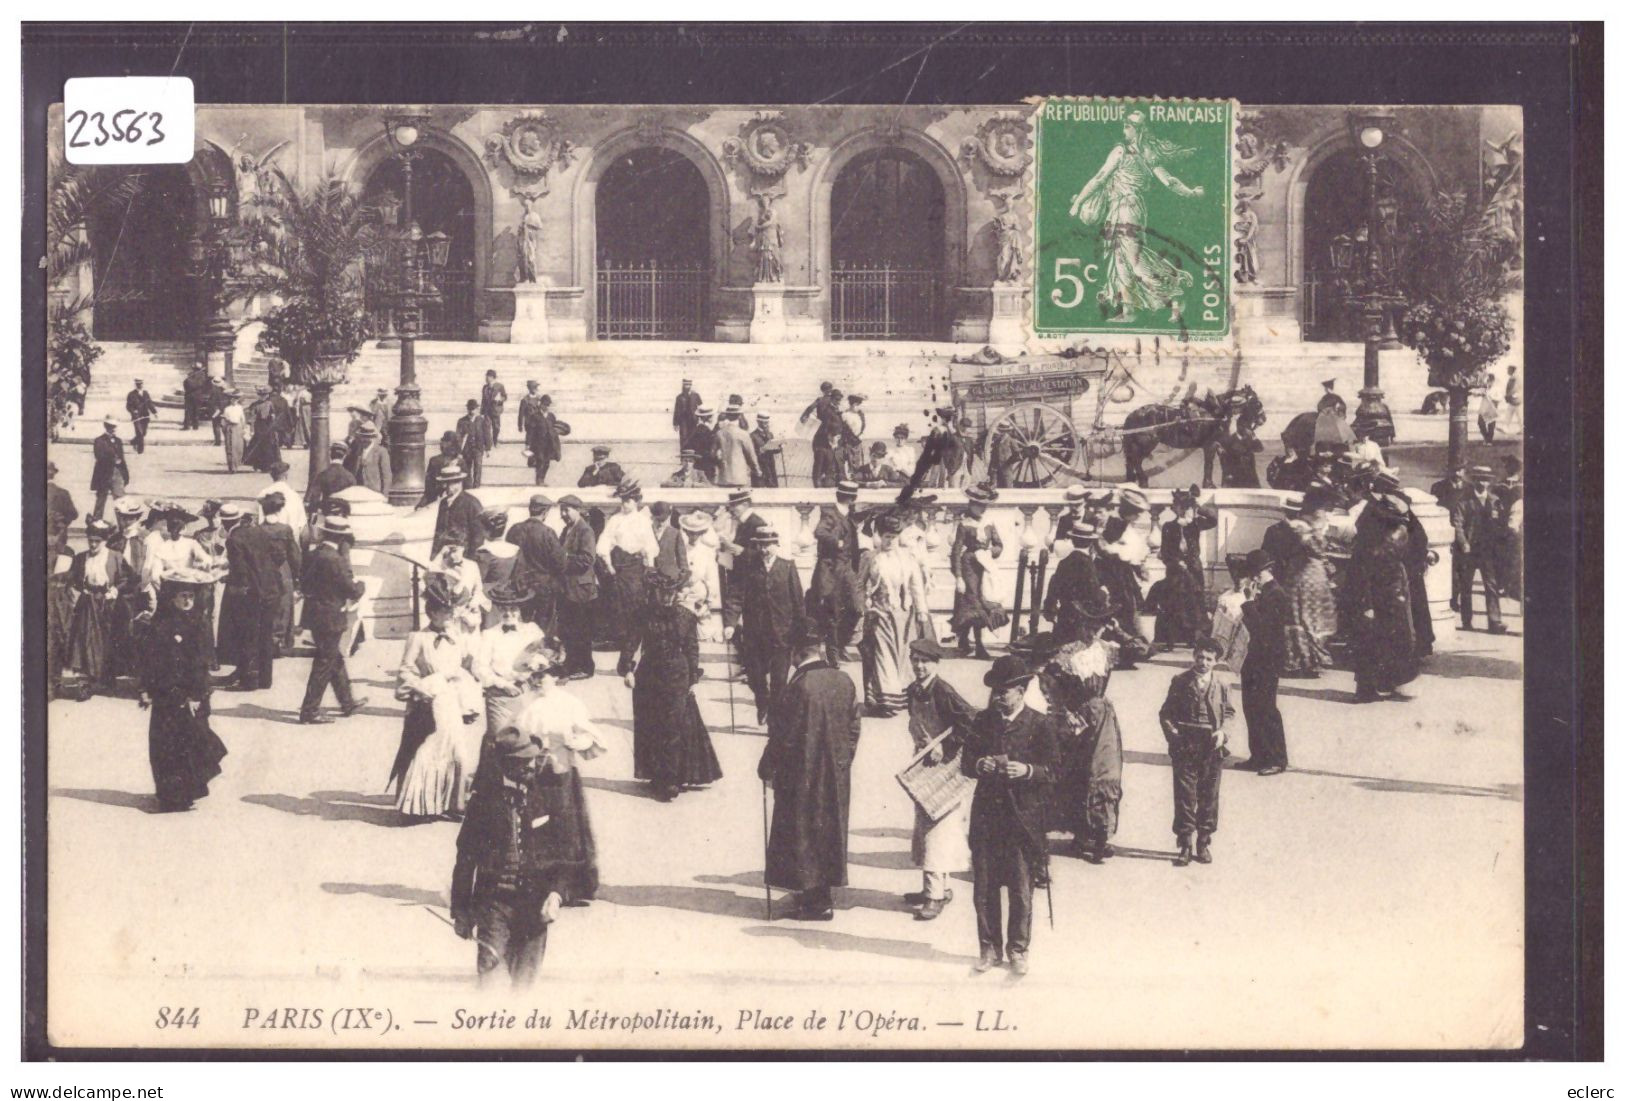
[485,580,532,607]
[422,573,456,610]
[1118,488,1150,512]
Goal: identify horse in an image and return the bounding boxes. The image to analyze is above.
[1120,385,1265,488]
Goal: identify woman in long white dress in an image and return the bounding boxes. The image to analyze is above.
[897,505,944,643]
[679,510,723,642]
[431,543,489,640]
[390,579,486,819]
[859,514,929,717]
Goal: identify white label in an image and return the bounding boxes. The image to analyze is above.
[63,77,194,165]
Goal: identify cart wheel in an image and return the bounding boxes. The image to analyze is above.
[984,402,1081,488]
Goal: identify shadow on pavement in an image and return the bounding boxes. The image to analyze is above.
[1418,649,1523,681]
[852,826,912,841]
[242,790,429,827]
[694,873,911,914]
[50,787,166,814]
[598,883,765,920]
[1120,751,1519,801]
[848,849,916,871]
[742,925,980,966]
[321,881,448,908]
[581,776,665,801]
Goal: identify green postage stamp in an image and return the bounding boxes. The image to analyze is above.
[1034,97,1234,339]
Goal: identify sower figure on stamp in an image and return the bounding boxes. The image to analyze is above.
[1158,637,1232,867]
[963,655,1056,975]
[740,525,807,727]
[810,481,864,666]
[759,626,862,922]
[1236,550,1290,776]
[452,649,606,988]
[902,637,977,921]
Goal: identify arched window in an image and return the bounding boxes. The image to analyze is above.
[1302,148,1420,343]
[362,148,477,341]
[594,147,710,340]
[89,166,196,341]
[829,148,946,340]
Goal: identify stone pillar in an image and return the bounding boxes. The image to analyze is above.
[749,283,788,343]
[988,281,1029,347]
[509,283,551,344]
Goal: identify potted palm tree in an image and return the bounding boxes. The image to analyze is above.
[1399,189,1519,473]
[246,173,382,481]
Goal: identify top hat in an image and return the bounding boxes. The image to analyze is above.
[983,654,1034,688]
[435,461,467,483]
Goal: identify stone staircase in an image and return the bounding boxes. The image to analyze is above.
[67,337,1440,444]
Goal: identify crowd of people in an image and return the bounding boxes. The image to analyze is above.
[45,360,1525,987]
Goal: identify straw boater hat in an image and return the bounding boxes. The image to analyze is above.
[694,407,713,419]
[679,449,699,461]
[102,416,118,429]
[113,497,145,519]
[756,413,771,424]
[750,523,781,545]
[835,480,859,500]
[218,503,247,525]
[318,513,354,539]
[435,461,467,483]
[983,654,1034,689]
[1468,464,1495,482]
[727,488,753,507]
[1118,488,1150,512]
[1064,484,1089,503]
[1059,518,1100,544]
[679,511,712,534]
[966,483,998,504]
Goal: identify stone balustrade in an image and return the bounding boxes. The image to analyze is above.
[339,485,1456,649]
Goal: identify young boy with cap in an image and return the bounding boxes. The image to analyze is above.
[962,654,1056,974]
[903,637,977,920]
[1157,637,1233,865]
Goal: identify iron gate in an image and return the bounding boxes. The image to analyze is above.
[830,262,942,340]
[596,260,708,340]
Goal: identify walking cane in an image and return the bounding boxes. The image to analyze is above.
[761,781,772,921]
[723,630,739,733]
[1045,870,1055,930]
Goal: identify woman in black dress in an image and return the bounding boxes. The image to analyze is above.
[140,574,229,812]
[629,573,722,801]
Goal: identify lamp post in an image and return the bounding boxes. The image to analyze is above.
[382,111,433,505]
[1345,109,1403,447]
[197,180,239,385]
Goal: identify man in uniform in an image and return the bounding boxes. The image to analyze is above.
[524,394,562,486]
[507,494,564,633]
[481,369,508,448]
[1453,465,1508,634]
[90,417,130,521]
[456,399,492,489]
[297,514,368,724]
[555,495,599,681]
[962,654,1056,975]
[810,481,863,665]
[758,624,860,921]
[306,442,357,519]
[671,378,703,451]
[125,377,158,454]
[430,462,486,559]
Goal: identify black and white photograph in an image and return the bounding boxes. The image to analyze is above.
[18,21,1598,1069]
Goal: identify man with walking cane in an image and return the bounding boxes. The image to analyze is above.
[758,627,862,922]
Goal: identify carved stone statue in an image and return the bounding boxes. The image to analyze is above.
[751,197,784,284]
[992,208,1024,283]
[516,192,544,284]
[1234,200,1260,285]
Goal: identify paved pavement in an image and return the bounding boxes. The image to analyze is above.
[45,612,1524,1051]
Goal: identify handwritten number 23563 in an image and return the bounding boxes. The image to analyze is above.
[67,109,167,149]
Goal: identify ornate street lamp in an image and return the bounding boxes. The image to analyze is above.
[1344,109,1404,446]
[382,110,433,505]
[199,177,238,385]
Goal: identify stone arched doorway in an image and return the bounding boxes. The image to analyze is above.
[828,146,948,340]
[1300,146,1424,343]
[361,148,479,340]
[593,147,711,340]
[89,165,197,341]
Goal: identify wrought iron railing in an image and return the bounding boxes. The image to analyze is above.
[364,263,477,342]
[596,260,708,340]
[830,262,942,340]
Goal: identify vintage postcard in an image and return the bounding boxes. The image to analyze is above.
[26,25,1566,1058]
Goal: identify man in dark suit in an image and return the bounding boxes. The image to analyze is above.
[507,493,565,632]
[430,462,485,559]
[516,379,544,441]
[719,488,768,636]
[671,378,703,450]
[456,400,492,489]
[740,525,807,726]
[758,626,861,921]
[90,417,130,521]
[125,378,158,454]
[555,495,598,679]
[1043,519,1104,645]
[305,443,357,519]
[809,481,863,665]
[962,655,1057,975]
[1158,638,1234,866]
[181,365,207,431]
[297,514,368,724]
[1429,465,1467,610]
[222,503,292,691]
[417,433,463,509]
[1238,550,1290,775]
[577,445,624,489]
[524,394,562,486]
[481,370,508,448]
[1452,465,1507,633]
[46,460,79,559]
[809,388,845,488]
[649,502,689,590]
[750,412,781,488]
